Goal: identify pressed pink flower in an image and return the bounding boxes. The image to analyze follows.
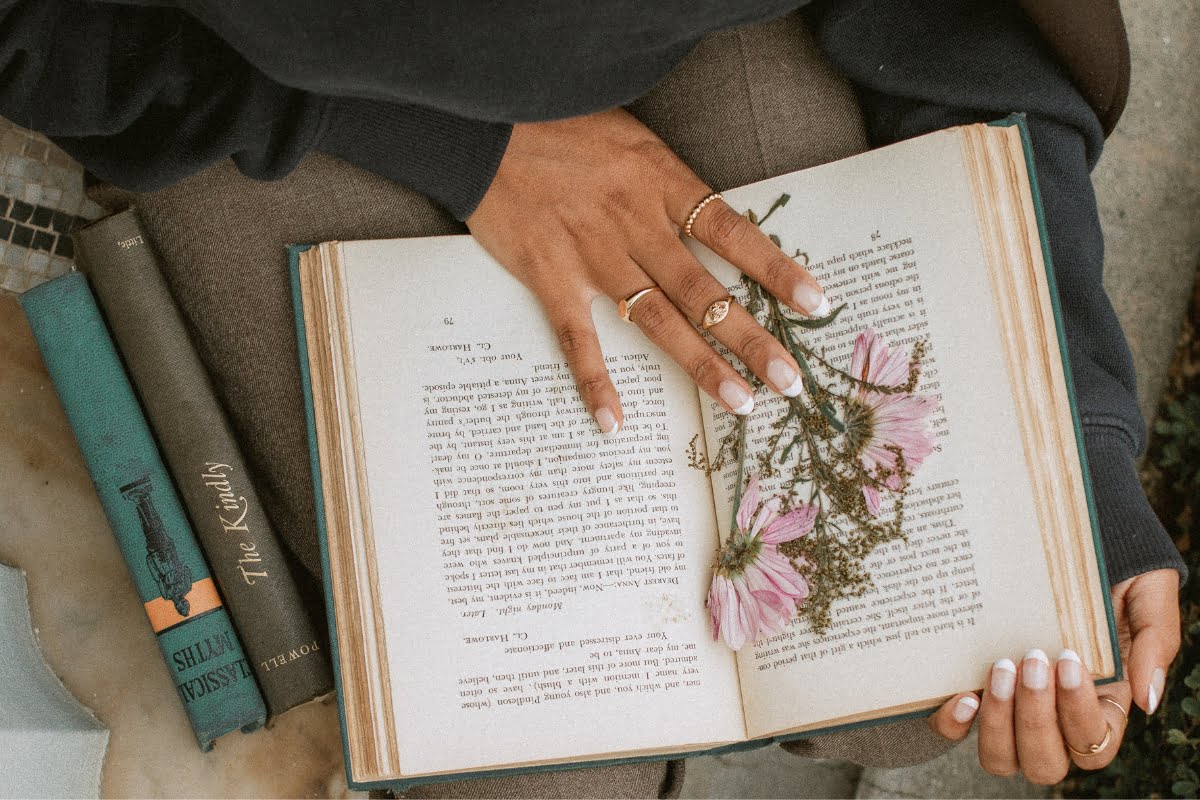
[845,329,935,510]
[707,476,815,650]
[862,484,882,516]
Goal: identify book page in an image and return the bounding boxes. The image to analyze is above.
[337,238,745,775]
[692,131,1063,737]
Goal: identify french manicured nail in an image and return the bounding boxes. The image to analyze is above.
[594,407,619,435]
[718,381,755,415]
[767,359,804,398]
[1022,648,1050,690]
[952,694,980,723]
[1057,649,1082,689]
[1148,667,1165,714]
[991,658,1017,700]
[792,283,830,317]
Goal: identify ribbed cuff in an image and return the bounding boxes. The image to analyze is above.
[316,97,512,221]
[1085,430,1187,587]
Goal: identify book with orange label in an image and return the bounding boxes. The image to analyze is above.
[19,271,267,750]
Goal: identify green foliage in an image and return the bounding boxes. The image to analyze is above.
[1154,396,1200,491]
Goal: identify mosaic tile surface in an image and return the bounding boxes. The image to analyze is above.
[0,119,103,294]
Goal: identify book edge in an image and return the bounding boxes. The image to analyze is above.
[289,244,361,780]
[342,709,940,792]
[987,114,1121,684]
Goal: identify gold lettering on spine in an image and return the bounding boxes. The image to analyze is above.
[201,462,269,584]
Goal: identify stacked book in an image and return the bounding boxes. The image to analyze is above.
[19,210,333,750]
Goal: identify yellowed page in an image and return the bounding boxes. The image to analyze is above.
[338,237,745,775]
[691,130,1063,737]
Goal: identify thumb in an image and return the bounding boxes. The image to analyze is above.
[1118,569,1181,715]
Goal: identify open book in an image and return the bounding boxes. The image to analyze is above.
[291,118,1118,791]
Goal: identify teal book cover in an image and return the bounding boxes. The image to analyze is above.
[20,271,268,751]
[289,116,1119,791]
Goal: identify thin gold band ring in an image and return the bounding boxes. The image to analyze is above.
[618,286,662,322]
[1065,697,1127,757]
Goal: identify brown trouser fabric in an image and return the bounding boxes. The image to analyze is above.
[91,11,957,797]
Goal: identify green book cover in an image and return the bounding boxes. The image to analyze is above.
[20,271,268,751]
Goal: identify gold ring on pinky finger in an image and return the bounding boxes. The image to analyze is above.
[702,296,733,331]
[684,192,722,238]
[1100,696,1129,723]
[618,286,662,322]
[1065,721,1114,757]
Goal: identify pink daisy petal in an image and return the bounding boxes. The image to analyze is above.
[863,484,881,516]
[749,548,808,598]
[730,578,764,651]
[750,497,781,538]
[707,576,723,642]
[851,328,910,389]
[750,589,791,640]
[718,578,744,651]
[791,572,810,602]
[760,503,817,543]
[736,476,761,532]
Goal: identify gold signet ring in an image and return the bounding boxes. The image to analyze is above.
[702,296,733,331]
[618,286,662,322]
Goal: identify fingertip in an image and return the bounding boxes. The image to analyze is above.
[717,380,755,416]
[1055,648,1087,691]
[931,692,980,740]
[953,693,981,724]
[594,406,621,435]
[1128,627,1173,714]
[791,282,830,318]
[1146,666,1165,715]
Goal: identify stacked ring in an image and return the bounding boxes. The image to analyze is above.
[684,192,722,238]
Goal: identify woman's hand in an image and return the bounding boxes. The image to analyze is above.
[466,108,829,433]
[927,568,1181,784]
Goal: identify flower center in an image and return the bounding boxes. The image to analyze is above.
[717,532,763,576]
[842,397,876,458]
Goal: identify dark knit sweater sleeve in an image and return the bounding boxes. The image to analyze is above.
[0,1,507,220]
[316,98,511,221]
[805,0,1186,586]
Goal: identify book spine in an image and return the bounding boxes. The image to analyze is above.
[19,272,267,750]
[73,209,333,717]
